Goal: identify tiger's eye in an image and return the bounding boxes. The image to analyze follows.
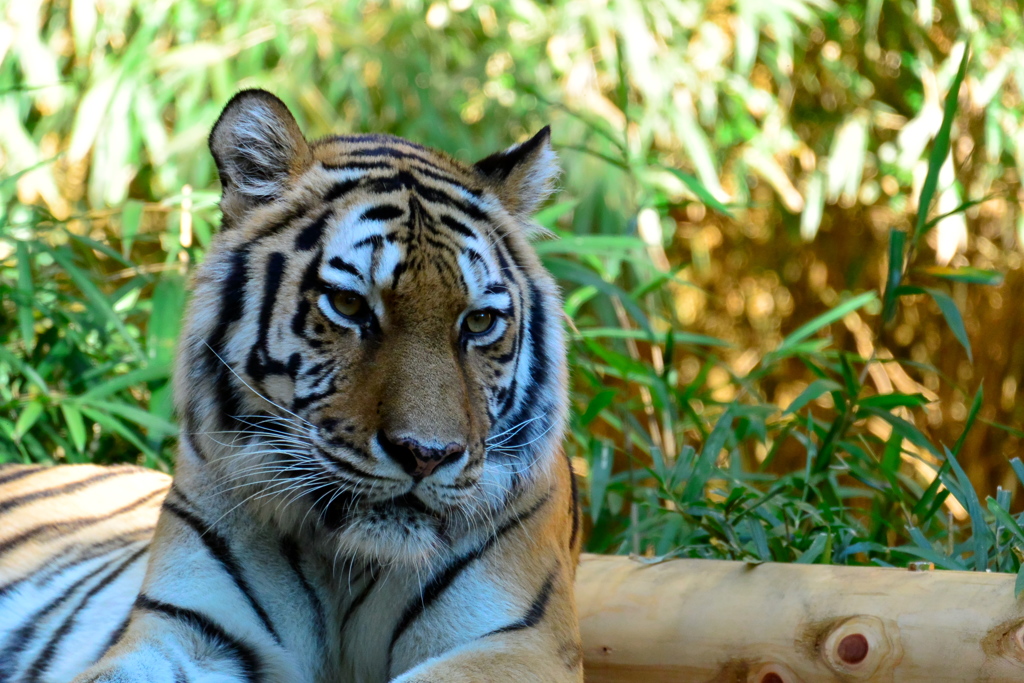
[465,311,495,334]
[330,291,366,318]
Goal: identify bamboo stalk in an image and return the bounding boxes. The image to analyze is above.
[576,554,1024,682]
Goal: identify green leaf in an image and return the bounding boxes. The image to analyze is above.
[912,44,969,246]
[46,246,144,360]
[13,401,45,441]
[544,257,652,333]
[79,398,177,436]
[60,403,87,452]
[775,291,877,355]
[573,327,730,348]
[859,406,941,458]
[783,379,841,415]
[941,445,990,571]
[658,166,734,218]
[15,241,36,352]
[681,408,732,502]
[796,533,828,564]
[0,347,49,394]
[579,390,616,427]
[857,393,931,410]
[1016,566,1024,600]
[917,266,1004,286]
[924,287,972,362]
[532,200,577,229]
[147,276,186,365]
[881,228,906,324]
[987,496,1024,545]
[953,386,983,457]
[78,365,172,400]
[534,234,646,256]
[79,407,157,460]
[588,440,613,523]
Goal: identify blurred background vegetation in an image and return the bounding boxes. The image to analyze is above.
[3,0,1024,575]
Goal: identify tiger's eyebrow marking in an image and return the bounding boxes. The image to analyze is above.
[484,283,508,295]
[328,257,363,279]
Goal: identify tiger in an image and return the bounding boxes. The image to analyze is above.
[0,89,583,683]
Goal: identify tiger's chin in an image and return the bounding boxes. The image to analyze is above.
[313,492,455,567]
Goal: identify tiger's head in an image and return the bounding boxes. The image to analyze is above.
[175,90,568,565]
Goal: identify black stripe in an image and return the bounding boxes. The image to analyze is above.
[0,555,118,678]
[387,493,551,665]
[98,611,132,657]
[0,470,124,516]
[0,487,165,560]
[0,465,43,487]
[439,214,477,239]
[485,568,557,636]
[205,247,250,431]
[0,528,149,603]
[328,256,361,277]
[31,526,154,588]
[341,146,483,196]
[501,281,552,453]
[295,209,331,251]
[361,205,404,222]
[338,566,379,642]
[323,178,362,204]
[280,536,325,637]
[23,545,149,683]
[135,595,264,683]
[162,496,282,645]
[246,251,288,384]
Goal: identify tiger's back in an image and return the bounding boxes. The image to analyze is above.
[0,464,168,681]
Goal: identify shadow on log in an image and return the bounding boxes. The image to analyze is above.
[577,554,1024,682]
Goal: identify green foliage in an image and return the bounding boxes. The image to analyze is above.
[3,0,1024,574]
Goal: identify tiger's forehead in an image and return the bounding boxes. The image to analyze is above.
[311,134,484,192]
[300,135,514,309]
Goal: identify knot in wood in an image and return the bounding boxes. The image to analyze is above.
[838,633,869,664]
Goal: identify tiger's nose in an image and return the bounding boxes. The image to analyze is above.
[377,431,465,479]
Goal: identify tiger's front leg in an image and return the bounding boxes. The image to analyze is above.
[391,610,584,683]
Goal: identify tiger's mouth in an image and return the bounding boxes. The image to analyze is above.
[307,482,444,530]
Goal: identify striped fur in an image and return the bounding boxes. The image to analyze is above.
[0,90,582,683]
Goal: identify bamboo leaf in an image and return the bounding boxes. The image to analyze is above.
[924,287,972,362]
[60,402,87,452]
[912,44,970,246]
[775,291,877,355]
[783,379,842,415]
[13,400,45,441]
[15,241,35,352]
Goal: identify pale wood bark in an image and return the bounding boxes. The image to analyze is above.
[576,554,1024,682]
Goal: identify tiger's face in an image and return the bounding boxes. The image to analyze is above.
[176,91,567,565]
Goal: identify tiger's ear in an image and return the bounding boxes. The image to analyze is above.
[473,127,558,217]
[209,89,312,222]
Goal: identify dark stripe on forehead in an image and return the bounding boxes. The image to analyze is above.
[323,164,490,223]
[361,205,404,222]
[295,209,332,251]
[328,256,361,278]
[343,145,481,190]
[324,133,432,152]
[439,214,477,239]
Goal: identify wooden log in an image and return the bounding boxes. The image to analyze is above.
[576,554,1024,682]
